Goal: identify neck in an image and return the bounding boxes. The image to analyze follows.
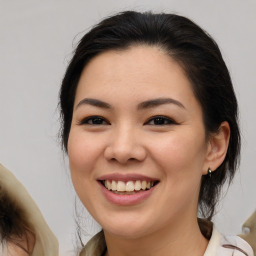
[104,217,208,256]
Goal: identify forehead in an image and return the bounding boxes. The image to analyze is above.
[75,45,197,109]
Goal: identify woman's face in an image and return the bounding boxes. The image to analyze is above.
[68,45,212,238]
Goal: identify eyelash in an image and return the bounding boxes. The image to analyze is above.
[78,115,177,126]
[145,115,177,126]
[78,116,110,125]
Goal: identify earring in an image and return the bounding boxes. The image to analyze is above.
[207,168,212,178]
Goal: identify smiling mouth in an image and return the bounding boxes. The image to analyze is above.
[101,180,158,194]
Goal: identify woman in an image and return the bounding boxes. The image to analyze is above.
[0,163,58,255]
[59,11,253,256]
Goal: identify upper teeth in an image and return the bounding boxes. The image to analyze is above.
[104,180,153,192]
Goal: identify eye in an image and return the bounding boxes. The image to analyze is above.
[79,116,110,125]
[145,115,177,125]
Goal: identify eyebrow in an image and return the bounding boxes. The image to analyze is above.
[76,97,185,110]
[76,98,111,110]
[138,98,185,110]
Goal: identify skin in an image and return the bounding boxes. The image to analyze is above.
[7,243,30,256]
[68,45,230,256]
[6,233,35,256]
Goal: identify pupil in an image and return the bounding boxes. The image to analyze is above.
[154,118,164,125]
[93,118,103,124]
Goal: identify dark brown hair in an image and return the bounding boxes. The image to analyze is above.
[0,185,34,254]
[59,11,240,219]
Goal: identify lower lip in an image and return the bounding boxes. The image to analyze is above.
[99,182,157,206]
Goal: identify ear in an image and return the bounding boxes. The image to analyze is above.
[203,121,230,175]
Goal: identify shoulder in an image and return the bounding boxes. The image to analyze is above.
[204,225,254,256]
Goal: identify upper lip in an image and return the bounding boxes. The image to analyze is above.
[97,173,159,182]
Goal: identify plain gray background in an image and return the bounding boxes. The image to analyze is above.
[0,0,255,255]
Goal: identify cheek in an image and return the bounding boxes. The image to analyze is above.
[67,131,100,207]
[149,131,207,177]
[151,134,207,211]
[67,130,102,172]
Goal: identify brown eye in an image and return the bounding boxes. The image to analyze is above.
[79,116,110,125]
[145,116,177,125]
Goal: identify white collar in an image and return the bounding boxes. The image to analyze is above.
[204,225,222,256]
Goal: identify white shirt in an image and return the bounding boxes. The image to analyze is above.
[80,226,254,256]
[204,226,254,256]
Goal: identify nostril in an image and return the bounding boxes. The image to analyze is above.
[111,157,136,163]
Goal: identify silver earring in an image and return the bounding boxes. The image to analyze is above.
[208,168,212,178]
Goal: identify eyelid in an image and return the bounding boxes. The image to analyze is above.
[144,115,178,125]
[78,115,110,125]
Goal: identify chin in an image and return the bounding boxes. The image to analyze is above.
[104,226,150,240]
[99,215,154,240]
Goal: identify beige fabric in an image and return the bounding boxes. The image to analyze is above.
[80,224,253,256]
[79,231,105,256]
[239,211,256,256]
[205,226,254,256]
[0,163,58,256]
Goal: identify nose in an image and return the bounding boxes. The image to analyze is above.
[104,126,147,164]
